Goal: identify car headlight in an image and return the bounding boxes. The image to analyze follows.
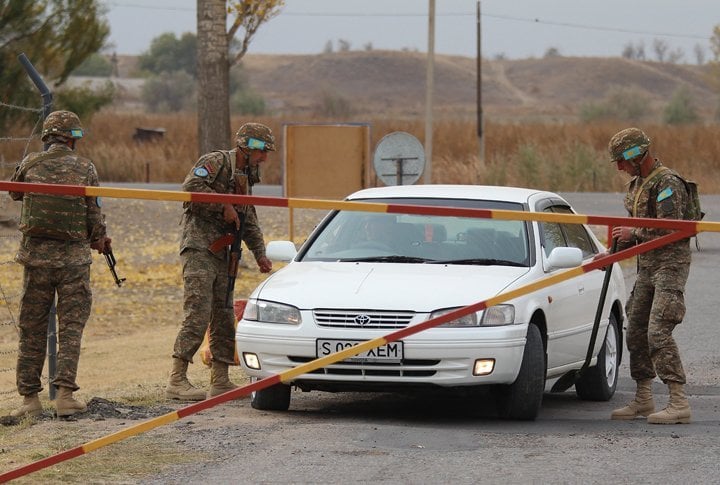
[243,299,301,325]
[430,304,515,327]
[431,307,478,327]
[480,304,515,326]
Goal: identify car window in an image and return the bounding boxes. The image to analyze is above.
[300,198,530,265]
[540,206,597,258]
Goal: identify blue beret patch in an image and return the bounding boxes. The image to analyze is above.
[657,187,673,202]
[194,167,209,177]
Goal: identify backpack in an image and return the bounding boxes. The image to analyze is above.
[682,177,705,222]
[641,166,704,221]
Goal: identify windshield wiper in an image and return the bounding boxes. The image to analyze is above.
[429,258,527,267]
[338,255,434,263]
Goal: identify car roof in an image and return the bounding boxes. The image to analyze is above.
[346,184,559,204]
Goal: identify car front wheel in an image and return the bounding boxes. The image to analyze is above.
[495,324,545,420]
[575,312,619,401]
[250,378,292,411]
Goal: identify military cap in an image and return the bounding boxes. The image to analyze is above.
[608,127,650,163]
[235,123,276,152]
[41,110,84,142]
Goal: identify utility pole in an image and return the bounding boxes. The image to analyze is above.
[424,0,435,184]
[476,0,485,182]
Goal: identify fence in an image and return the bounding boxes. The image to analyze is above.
[0,67,47,405]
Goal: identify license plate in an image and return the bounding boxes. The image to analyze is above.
[316,339,403,362]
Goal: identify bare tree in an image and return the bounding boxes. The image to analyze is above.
[621,41,646,61]
[653,38,669,62]
[196,0,284,155]
[667,47,685,64]
[338,39,351,52]
[694,43,706,65]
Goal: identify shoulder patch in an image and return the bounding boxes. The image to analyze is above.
[657,187,673,202]
[194,167,209,178]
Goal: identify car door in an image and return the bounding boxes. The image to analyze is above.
[537,201,603,368]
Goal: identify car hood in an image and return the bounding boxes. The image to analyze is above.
[254,262,530,311]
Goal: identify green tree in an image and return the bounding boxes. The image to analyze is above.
[72,53,113,77]
[229,65,266,115]
[141,71,196,113]
[197,0,284,155]
[138,32,197,78]
[54,81,115,120]
[579,86,651,122]
[0,0,109,129]
[663,86,699,125]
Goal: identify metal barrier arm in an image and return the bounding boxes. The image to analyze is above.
[0,228,694,482]
[0,181,714,234]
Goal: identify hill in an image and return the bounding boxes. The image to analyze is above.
[112,51,717,121]
[241,51,716,121]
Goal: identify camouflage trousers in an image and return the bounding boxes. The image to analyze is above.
[172,249,236,365]
[626,264,689,384]
[16,265,91,396]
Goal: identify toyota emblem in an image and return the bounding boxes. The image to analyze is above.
[354,314,371,326]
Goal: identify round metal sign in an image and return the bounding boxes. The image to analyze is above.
[373,132,426,186]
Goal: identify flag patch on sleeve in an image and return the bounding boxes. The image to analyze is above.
[657,187,673,202]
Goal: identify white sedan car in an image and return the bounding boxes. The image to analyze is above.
[236,185,626,420]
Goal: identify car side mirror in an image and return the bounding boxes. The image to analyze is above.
[546,246,583,270]
[266,241,297,262]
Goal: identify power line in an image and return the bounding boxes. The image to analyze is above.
[105,2,711,41]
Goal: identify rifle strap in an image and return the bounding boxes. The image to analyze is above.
[209,233,234,254]
[632,166,669,217]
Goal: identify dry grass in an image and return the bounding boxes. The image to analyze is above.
[3,113,720,193]
[0,197,324,480]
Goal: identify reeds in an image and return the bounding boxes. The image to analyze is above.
[3,112,719,193]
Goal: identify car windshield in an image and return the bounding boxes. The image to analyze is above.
[300,197,530,266]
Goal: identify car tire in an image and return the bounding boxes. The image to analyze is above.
[495,324,545,420]
[250,379,292,411]
[575,312,619,401]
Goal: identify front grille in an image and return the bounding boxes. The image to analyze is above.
[313,309,415,329]
[288,356,439,377]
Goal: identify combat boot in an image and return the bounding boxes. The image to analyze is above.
[611,378,655,420]
[166,357,206,401]
[56,387,87,417]
[10,393,42,418]
[207,361,238,398]
[647,382,691,424]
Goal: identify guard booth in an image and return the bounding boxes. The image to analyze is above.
[283,123,371,239]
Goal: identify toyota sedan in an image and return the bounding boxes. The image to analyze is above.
[236,185,626,420]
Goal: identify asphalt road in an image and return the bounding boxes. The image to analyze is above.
[143,191,720,484]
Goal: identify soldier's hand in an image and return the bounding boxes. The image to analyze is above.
[612,226,634,243]
[91,236,112,255]
[223,203,240,229]
[257,256,272,273]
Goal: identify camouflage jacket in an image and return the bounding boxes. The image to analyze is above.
[619,158,691,271]
[9,143,107,267]
[180,149,266,261]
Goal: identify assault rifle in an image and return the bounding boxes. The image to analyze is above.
[104,249,126,287]
[225,212,246,308]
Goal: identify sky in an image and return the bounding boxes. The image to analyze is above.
[104,0,719,62]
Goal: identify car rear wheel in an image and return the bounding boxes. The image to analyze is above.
[495,324,545,420]
[250,378,292,411]
[575,312,619,401]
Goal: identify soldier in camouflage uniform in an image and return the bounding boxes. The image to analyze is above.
[604,128,692,424]
[9,110,111,418]
[166,123,274,401]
